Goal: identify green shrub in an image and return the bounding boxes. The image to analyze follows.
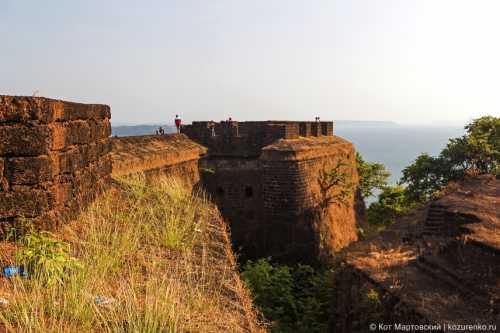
[15,231,82,287]
[366,186,416,226]
[356,152,391,198]
[242,258,333,333]
[350,288,386,332]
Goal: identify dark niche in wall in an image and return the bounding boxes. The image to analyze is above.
[216,186,225,196]
[245,186,254,198]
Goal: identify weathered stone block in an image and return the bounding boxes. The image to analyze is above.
[67,121,92,145]
[90,120,111,141]
[0,125,51,156]
[52,102,110,121]
[49,183,73,207]
[49,121,92,150]
[1,96,111,124]
[98,138,112,156]
[50,150,79,175]
[0,191,49,218]
[0,158,7,192]
[102,119,112,138]
[0,95,113,234]
[5,156,53,185]
[0,96,53,123]
[98,155,112,177]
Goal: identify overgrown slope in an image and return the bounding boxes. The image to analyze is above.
[0,175,263,332]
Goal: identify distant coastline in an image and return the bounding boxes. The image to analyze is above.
[111,124,176,137]
[111,120,401,137]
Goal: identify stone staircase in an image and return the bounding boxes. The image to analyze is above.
[422,204,447,236]
[413,255,486,303]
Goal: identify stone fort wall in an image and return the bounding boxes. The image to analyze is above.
[260,137,363,262]
[186,121,363,263]
[110,134,206,187]
[0,96,209,234]
[0,96,111,233]
[182,120,333,157]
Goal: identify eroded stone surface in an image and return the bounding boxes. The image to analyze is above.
[331,175,500,332]
[110,134,206,187]
[0,96,111,232]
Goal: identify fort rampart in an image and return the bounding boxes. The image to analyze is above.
[182,120,333,157]
[0,96,111,232]
[110,134,206,186]
[183,121,363,263]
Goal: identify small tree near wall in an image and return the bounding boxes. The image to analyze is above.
[317,160,355,210]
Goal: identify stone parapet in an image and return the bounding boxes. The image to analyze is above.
[0,96,111,233]
[182,120,334,158]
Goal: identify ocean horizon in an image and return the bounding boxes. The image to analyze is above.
[112,122,465,190]
[334,125,464,185]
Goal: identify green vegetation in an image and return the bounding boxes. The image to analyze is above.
[349,288,387,333]
[355,152,412,227]
[356,152,390,198]
[242,258,333,333]
[357,116,499,227]
[366,186,416,226]
[15,231,82,287]
[0,175,259,333]
[401,115,499,201]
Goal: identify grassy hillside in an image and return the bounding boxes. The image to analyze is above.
[0,175,263,333]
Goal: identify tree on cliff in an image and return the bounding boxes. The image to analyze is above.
[401,116,499,201]
[355,153,406,227]
[366,186,416,226]
[356,152,391,198]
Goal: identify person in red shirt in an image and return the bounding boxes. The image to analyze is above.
[174,114,182,133]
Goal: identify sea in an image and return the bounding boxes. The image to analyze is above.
[334,125,464,185]
[112,123,465,188]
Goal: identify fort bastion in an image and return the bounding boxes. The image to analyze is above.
[182,120,364,263]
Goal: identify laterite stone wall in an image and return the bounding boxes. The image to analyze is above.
[185,121,364,264]
[258,136,361,263]
[110,134,206,187]
[0,96,112,232]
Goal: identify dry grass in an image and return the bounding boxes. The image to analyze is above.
[0,174,263,333]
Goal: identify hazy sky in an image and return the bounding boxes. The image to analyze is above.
[1,1,499,125]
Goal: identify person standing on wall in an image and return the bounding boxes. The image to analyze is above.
[175,114,182,134]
